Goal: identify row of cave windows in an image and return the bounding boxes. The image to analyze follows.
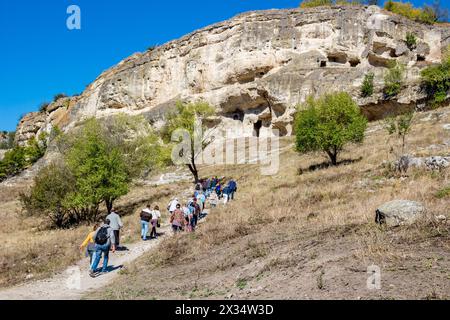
[318,53,425,68]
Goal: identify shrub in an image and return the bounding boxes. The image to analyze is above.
[20,163,76,228]
[0,133,48,182]
[53,93,67,102]
[384,61,405,98]
[420,46,450,105]
[361,72,375,97]
[405,32,417,50]
[384,112,414,155]
[384,1,443,24]
[0,132,15,150]
[300,0,333,8]
[39,102,50,112]
[295,92,368,165]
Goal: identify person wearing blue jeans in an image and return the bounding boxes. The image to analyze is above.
[140,206,152,241]
[90,219,116,277]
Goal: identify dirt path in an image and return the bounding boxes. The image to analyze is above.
[0,225,172,300]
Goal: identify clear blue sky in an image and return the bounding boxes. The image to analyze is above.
[0,0,447,131]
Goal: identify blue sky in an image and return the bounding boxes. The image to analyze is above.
[0,0,448,131]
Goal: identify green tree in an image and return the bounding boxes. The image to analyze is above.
[361,72,375,97]
[384,61,405,98]
[163,101,215,183]
[56,115,170,215]
[295,92,368,165]
[20,162,76,228]
[384,112,414,155]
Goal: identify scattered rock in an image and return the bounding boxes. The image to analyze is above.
[443,124,450,131]
[25,274,34,280]
[376,200,426,227]
[394,155,450,171]
[435,215,447,222]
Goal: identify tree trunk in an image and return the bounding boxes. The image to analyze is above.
[105,198,114,214]
[326,149,338,166]
[187,164,199,184]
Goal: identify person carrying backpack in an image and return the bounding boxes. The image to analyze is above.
[140,205,152,241]
[90,219,116,277]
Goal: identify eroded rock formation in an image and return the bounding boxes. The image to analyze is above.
[14,5,450,144]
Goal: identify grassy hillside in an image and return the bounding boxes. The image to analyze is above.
[87,106,450,300]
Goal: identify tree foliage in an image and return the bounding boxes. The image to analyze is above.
[295,92,368,165]
[22,115,171,228]
[163,101,215,182]
[384,0,447,24]
[0,133,48,182]
[384,112,414,155]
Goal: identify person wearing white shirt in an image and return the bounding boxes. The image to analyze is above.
[168,198,179,214]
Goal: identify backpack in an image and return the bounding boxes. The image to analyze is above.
[95,226,109,245]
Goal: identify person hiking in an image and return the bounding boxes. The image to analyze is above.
[167,198,179,214]
[215,183,222,199]
[182,204,192,232]
[90,219,116,277]
[189,198,201,229]
[198,192,206,211]
[222,185,230,204]
[170,203,185,233]
[80,223,99,266]
[140,205,152,241]
[209,191,218,208]
[150,205,161,239]
[210,176,217,191]
[228,179,237,200]
[106,209,123,249]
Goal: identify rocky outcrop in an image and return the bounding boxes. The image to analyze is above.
[14,97,80,146]
[376,200,426,227]
[14,5,450,144]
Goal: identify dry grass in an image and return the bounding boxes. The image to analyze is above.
[89,106,450,300]
[0,177,189,288]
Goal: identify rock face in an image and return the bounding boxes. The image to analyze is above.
[15,97,79,146]
[376,200,426,227]
[14,5,450,144]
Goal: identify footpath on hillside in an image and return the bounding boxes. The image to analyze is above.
[0,224,172,300]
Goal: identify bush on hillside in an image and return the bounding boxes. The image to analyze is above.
[384,0,446,24]
[295,92,368,165]
[361,72,375,97]
[384,61,405,98]
[405,32,417,50]
[421,46,450,106]
[300,0,333,8]
[0,133,48,182]
[53,93,68,102]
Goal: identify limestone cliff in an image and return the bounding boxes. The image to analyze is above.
[14,5,450,144]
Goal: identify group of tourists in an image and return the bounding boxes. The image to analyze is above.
[80,177,237,277]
